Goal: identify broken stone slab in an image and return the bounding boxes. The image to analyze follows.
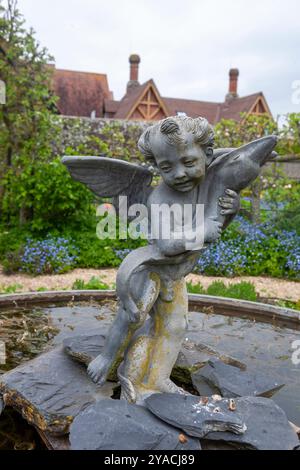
[63,332,246,385]
[69,399,201,451]
[63,332,106,367]
[204,397,300,450]
[145,394,300,450]
[145,393,246,439]
[172,340,246,385]
[192,359,285,398]
[0,347,115,436]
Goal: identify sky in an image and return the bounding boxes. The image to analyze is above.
[16,0,300,118]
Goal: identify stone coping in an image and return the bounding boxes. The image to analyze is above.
[0,290,299,328]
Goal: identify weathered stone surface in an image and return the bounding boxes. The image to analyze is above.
[63,332,106,366]
[173,340,246,385]
[192,359,285,398]
[145,393,246,439]
[70,399,201,451]
[205,397,300,450]
[146,394,299,450]
[0,347,115,436]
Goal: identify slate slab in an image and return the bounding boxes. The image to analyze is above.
[205,396,300,450]
[192,359,285,398]
[63,332,246,386]
[173,340,246,385]
[146,393,299,450]
[63,333,106,366]
[0,347,115,436]
[145,393,246,439]
[69,399,201,451]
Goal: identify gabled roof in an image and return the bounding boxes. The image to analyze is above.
[49,59,272,123]
[219,92,270,121]
[113,81,150,119]
[107,87,270,124]
[113,79,170,120]
[51,68,113,118]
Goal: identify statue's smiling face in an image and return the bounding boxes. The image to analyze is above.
[154,135,209,192]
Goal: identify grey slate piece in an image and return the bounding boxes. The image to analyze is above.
[70,399,201,451]
[192,359,285,398]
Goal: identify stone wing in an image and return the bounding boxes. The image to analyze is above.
[62,156,153,206]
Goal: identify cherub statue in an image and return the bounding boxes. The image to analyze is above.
[63,116,277,404]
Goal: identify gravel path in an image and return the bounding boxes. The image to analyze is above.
[0,266,299,301]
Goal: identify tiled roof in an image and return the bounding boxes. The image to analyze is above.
[51,68,113,118]
[50,63,271,123]
[106,85,265,123]
[163,97,221,124]
[219,93,263,121]
[104,99,120,114]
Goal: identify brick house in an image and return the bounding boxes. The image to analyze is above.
[51,55,272,123]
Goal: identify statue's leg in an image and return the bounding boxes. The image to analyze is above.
[87,270,160,385]
[119,277,188,403]
[143,277,188,393]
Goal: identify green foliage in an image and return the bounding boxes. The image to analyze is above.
[276,113,300,156]
[72,276,111,291]
[72,226,146,269]
[207,281,257,301]
[0,0,59,224]
[187,280,258,302]
[214,113,278,148]
[64,134,110,157]
[1,158,94,231]
[264,177,300,234]
[276,299,300,311]
[100,121,146,163]
[0,283,22,294]
[186,281,205,294]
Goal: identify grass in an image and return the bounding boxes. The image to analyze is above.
[187,280,258,302]
[0,284,23,295]
[72,276,112,291]
[187,280,300,311]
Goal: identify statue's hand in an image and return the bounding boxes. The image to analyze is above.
[204,217,223,243]
[219,189,240,215]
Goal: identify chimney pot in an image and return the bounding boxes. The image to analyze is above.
[129,54,140,83]
[227,68,239,99]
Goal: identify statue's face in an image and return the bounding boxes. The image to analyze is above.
[154,135,208,192]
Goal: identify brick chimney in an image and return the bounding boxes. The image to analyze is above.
[226,68,239,101]
[127,54,141,93]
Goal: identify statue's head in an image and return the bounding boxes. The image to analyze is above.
[138,116,214,192]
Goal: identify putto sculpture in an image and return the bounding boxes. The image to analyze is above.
[63,115,277,404]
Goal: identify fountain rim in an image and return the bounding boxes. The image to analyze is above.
[0,289,299,329]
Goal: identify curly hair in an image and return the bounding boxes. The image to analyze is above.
[138,116,215,166]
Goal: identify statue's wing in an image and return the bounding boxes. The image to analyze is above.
[62,156,153,206]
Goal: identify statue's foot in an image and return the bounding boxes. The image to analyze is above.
[87,355,112,386]
[132,381,190,406]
